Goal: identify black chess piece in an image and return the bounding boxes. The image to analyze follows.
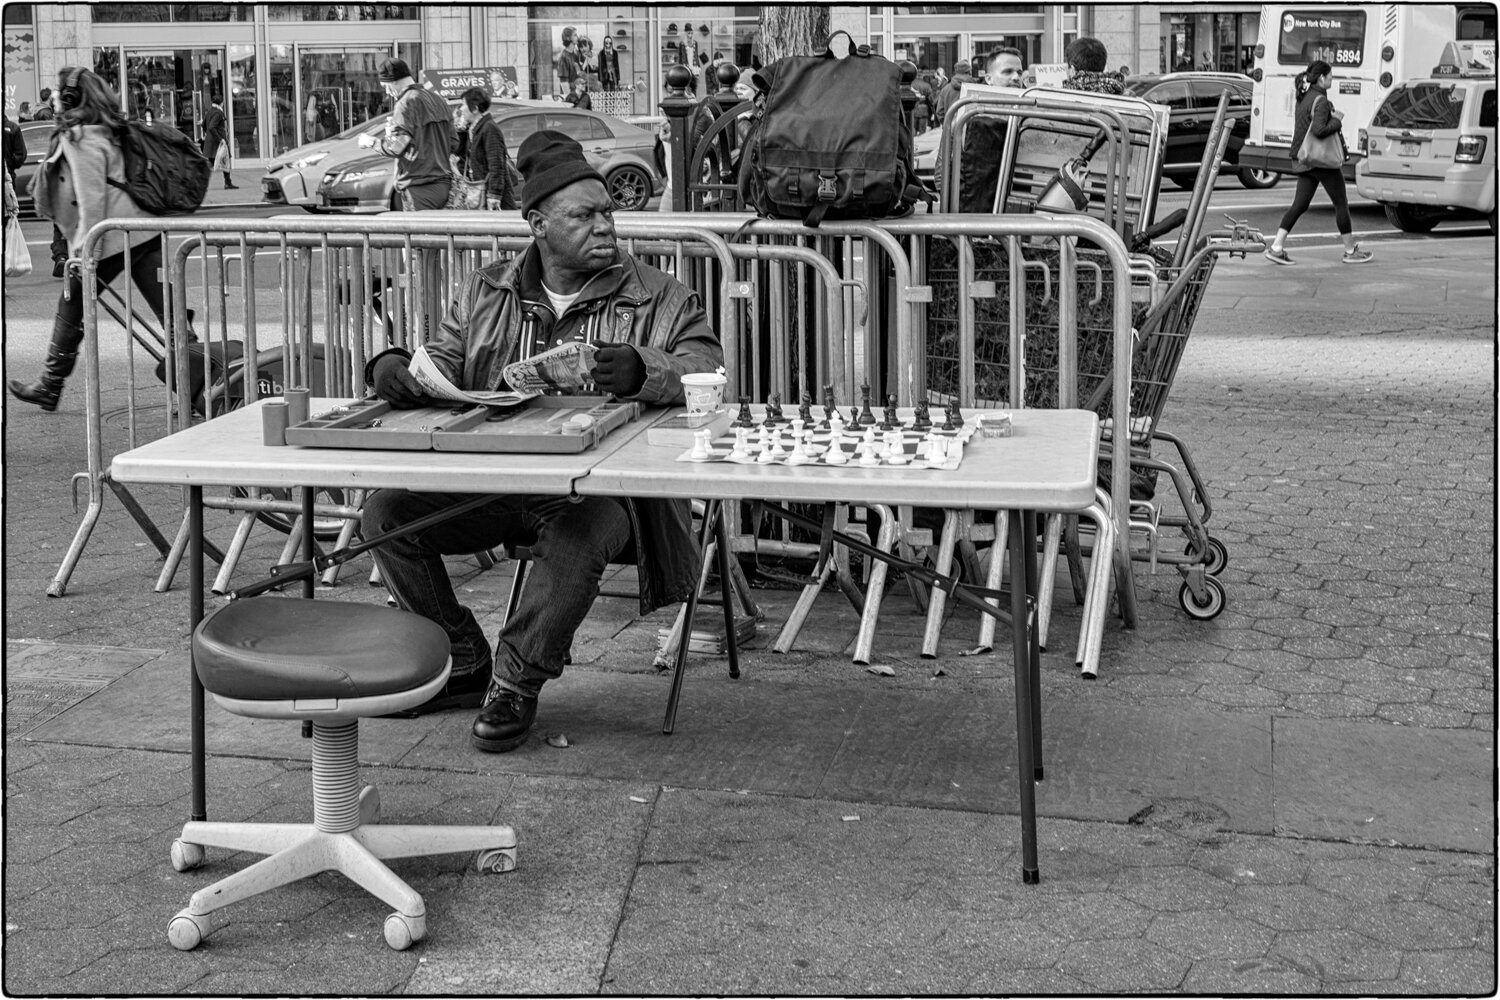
[798,391,813,426]
[943,401,961,431]
[821,383,836,427]
[734,396,755,428]
[913,399,932,431]
[858,381,876,426]
[879,393,900,431]
[764,392,784,425]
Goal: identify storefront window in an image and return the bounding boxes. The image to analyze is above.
[93,4,250,22]
[266,4,417,21]
[4,4,33,25]
[228,44,258,157]
[120,48,225,139]
[1163,15,1195,73]
[297,47,389,145]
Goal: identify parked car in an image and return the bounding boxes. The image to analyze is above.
[1124,72,1280,190]
[1356,46,1496,235]
[315,105,662,213]
[12,120,56,219]
[262,114,392,212]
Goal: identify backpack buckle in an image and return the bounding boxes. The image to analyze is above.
[816,173,837,202]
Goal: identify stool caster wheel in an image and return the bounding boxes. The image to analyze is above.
[358,785,381,826]
[383,911,426,950]
[476,846,517,875]
[168,910,214,951]
[170,839,206,872]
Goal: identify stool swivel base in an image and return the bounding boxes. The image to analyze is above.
[168,598,518,951]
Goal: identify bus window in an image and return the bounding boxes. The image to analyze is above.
[1277,9,1367,68]
[1457,6,1497,41]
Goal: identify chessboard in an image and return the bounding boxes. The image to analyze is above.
[675,403,980,471]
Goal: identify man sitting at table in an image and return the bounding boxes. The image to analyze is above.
[361,130,724,753]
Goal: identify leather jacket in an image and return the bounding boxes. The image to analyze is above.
[366,244,724,613]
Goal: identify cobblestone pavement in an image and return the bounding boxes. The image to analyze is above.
[2,238,1494,994]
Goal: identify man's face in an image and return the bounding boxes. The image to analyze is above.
[534,179,617,277]
[987,54,1024,88]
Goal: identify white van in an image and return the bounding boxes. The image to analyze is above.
[1240,4,1466,178]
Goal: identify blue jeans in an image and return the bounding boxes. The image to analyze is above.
[362,490,631,699]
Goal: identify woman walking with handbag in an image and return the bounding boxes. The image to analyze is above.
[1265,60,1373,265]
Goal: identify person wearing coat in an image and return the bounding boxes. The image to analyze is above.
[201,96,235,189]
[361,131,724,753]
[9,67,173,412]
[459,87,515,209]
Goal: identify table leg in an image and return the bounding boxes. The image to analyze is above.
[1007,508,1039,884]
[190,486,206,822]
[1024,510,1044,782]
[301,488,315,599]
[663,498,719,735]
[713,502,740,681]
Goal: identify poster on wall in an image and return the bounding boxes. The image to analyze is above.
[420,67,522,101]
[4,28,38,117]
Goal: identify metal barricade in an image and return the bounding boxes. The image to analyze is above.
[51,215,744,597]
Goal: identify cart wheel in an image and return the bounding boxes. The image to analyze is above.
[1178,576,1226,620]
[1185,536,1228,576]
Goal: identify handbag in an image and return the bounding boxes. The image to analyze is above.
[444,172,486,210]
[1296,98,1346,170]
[4,214,32,277]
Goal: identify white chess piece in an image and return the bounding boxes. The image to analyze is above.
[829,409,845,437]
[730,427,750,460]
[925,434,947,465]
[885,430,909,465]
[756,425,776,463]
[824,430,848,465]
[786,428,812,465]
[858,441,881,467]
[769,429,787,457]
[690,429,712,461]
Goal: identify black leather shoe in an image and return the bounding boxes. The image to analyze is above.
[381,668,491,719]
[52,259,65,278]
[471,689,537,753]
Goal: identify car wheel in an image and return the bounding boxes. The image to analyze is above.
[388,190,402,213]
[1168,174,1196,191]
[607,166,652,211]
[1383,202,1439,233]
[1238,167,1280,189]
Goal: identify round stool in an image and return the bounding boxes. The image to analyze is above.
[167,597,517,952]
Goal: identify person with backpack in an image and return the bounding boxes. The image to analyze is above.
[1264,60,1373,266]
[9,67,172,411]
[458,86,515,210]
[1061,37,1125,96]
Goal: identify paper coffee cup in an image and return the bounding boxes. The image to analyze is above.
[681,372,727,414]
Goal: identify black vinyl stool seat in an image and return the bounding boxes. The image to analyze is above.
[166,597,518,953]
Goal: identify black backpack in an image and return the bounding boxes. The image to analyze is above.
[737,31,931,227]
[107,120,211,215]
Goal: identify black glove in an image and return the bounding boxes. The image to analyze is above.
[590,344,646,396]
[371,353,427,409]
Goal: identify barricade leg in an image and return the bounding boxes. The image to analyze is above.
[211,513,259,595]
[920,510,962,658]
[848,504,898,665]
[975,513,1011,653]
[47,471,106,598]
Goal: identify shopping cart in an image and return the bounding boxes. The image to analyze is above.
[1076,215,1267,620]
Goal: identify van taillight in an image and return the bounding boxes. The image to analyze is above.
[1455,135,1487,162]
[1357,128,1368,154]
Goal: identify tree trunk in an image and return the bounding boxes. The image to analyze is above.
[758,5,831,64]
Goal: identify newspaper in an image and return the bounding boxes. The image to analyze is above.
[407,346,536,407]
[500,341,599,394]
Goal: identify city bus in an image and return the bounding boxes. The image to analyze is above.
[1239,4,1494,178]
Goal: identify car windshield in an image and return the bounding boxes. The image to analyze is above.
[1373,84,1467,129]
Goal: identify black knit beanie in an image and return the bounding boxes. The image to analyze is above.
[517,130,606,216]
